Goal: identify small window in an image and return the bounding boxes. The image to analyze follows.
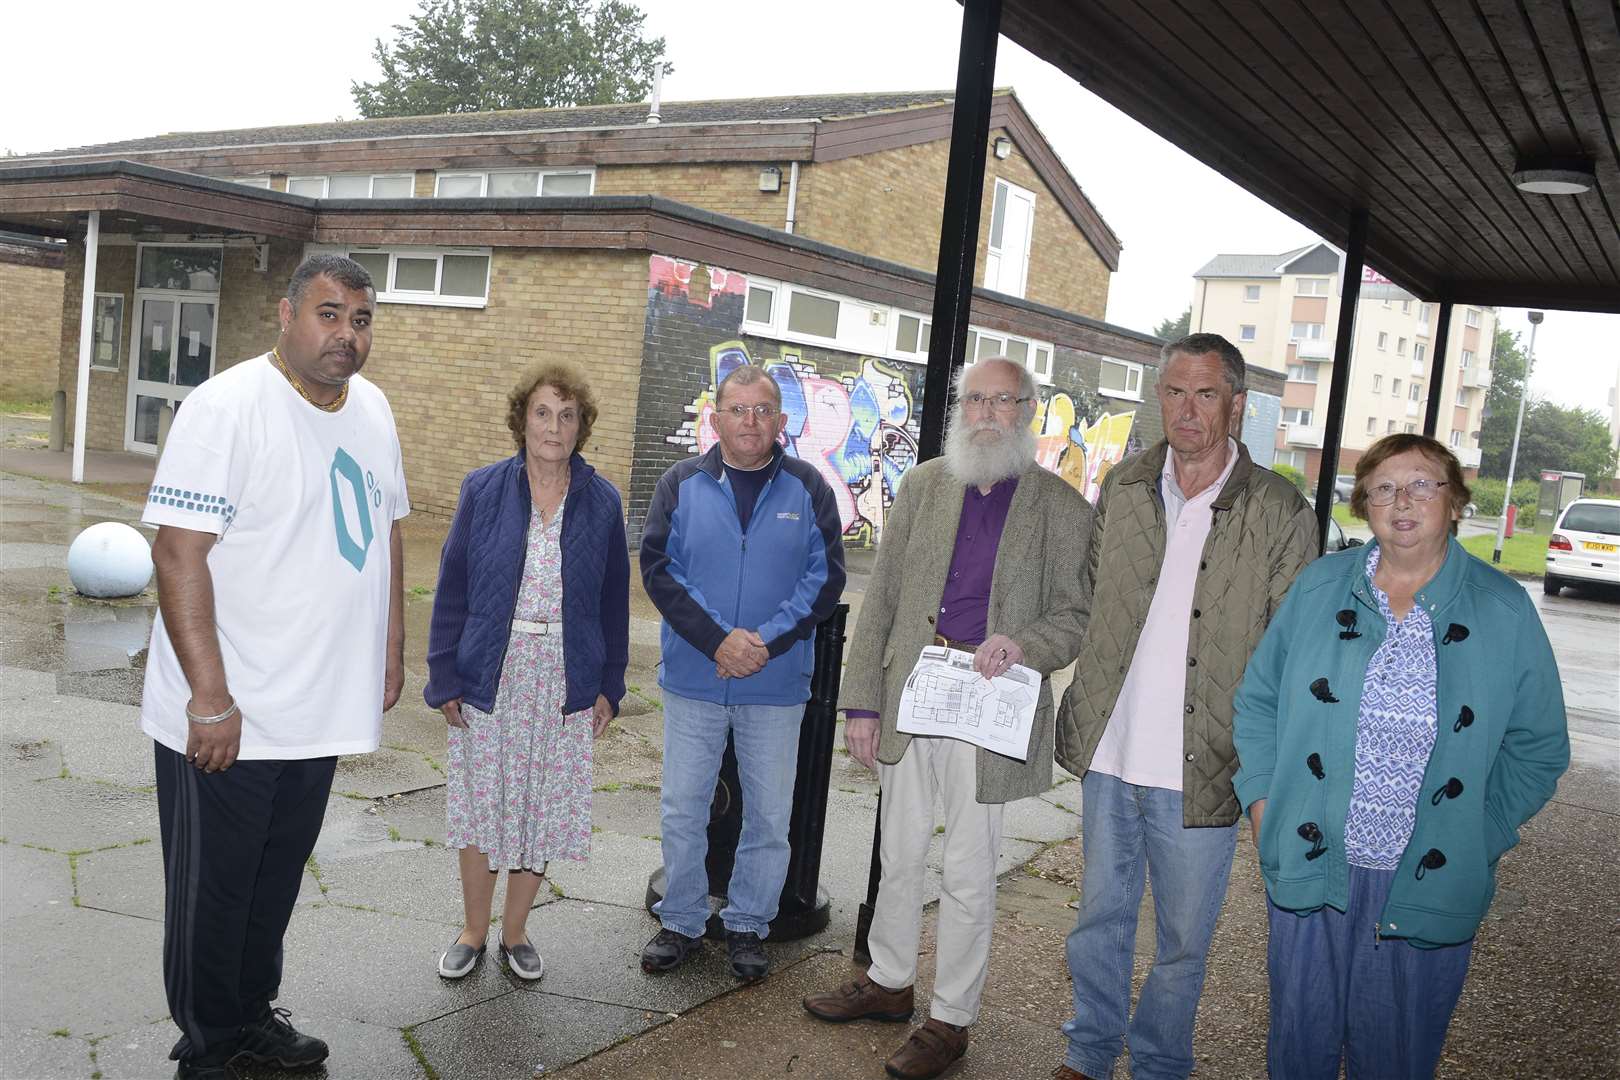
[1465,308,1481,328]
[1372,374,1383,391]
[1410,383,1423,401]
[1460,349,1474,368]
[745,285,776,327]
[1450,430,1462,447]
[371,175,413,198]
[1405,423,1417,434]
[541,171,594,196]
[1290,322,1323,340]
[348,251,391,289]
[1397,336,1407,355]
[1099,357,1143,399]
[286,176,327,197]
[1402,300,1411,314]
[340,247,492,308]
[1366,416,1377,435]
[976,334,1006,361]
[1033,345,1051,378]
[91,293,124,371]
[328,175,372,199]
[1287,363,1317,383]
[393,256,438,292]
[1377,332,1389,350]
[1387,420,1397,433]
[1413,343,1427,365]
[1419,303,1433,324]
[1240,324,1256,341]
[786,290,840,339]
[1392,378,1402,396]
[490,171,541,197]
[1004,339,1029,365]
[895,313,923,354]
[435,173,486,198]
[232,177,272,189]
[1456,388,1469,406]
[1296,277,1329,296]
[1243,284,1260,302]
[441,254,489,297]
[138,245,223,291]
[1283,407,1314,426]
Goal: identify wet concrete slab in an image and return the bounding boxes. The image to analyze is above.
[0,841,75,921]
[332,746,446,799]
[0,906,168,1033]
[409,986,658,1080]
[1,775,159,852]
[89,1014,432,1080]
[545,830,664,905]
[75,841,166,922]
[374,787,449,846]
[316,842,473,926]
[0,1028,95,1080]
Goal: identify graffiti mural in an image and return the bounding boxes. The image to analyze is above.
[647,254,747,308]
[1030,386,1138,504]
[668,342,920,545]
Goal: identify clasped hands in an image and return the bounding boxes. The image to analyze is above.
[715,627,769,679]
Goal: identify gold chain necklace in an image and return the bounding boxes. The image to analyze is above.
[271,346,348,413]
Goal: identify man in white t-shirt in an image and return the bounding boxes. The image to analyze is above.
[142,254,409,1080]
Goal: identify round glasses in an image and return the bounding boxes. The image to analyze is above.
[723,403,779,419]
[1365,479,1449,506]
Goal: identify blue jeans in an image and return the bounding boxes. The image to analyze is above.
[1062,771,1239,1080]
[1267,865,1473,1079]
[654,690,804,939]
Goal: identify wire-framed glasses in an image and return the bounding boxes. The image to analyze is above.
[961,391,1031,411]
[1366,479,1449,506]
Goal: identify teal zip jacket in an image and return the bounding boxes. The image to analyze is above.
[1232,538,1569,947]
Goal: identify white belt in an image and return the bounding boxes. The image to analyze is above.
[511,619,558,636]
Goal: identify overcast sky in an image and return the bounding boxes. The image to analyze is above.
[4,0,1614,412]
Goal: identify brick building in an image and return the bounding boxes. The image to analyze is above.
[0,90,1283,538]
[0,236,66,402]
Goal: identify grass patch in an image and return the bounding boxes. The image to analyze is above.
[0,397,51,416]
[408,585,434,597]
[305,854,329,895]
[1460,530,1546,576]
[1332,503,1360,529]
[592,781,622,793]
[400,1026,440,1080]
[549,879,564,899]
[49,1028,70,1038]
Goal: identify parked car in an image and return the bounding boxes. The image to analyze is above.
[1333,474,1355,503]
[1324,514,1363,553]
[1544,498,1620,596]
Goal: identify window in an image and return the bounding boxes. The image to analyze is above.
[1402,300,1411,314]
[232,177,272,190]
[287,174,413,198]
[744,284,776,327]
[1099,357,1143,400]
[1243,284,1261,302]
[976,334,1006,360]
[138,245,223,291]
[1377,332,1389,350]
[1032,345,1052,379]
[1366,416,1377,435]
[1410,383,1423,401]
[1418,303,1433,325]
[433,168,595,198]
[984,178,1036,298]
[1240,324,1257,341]
[1004,339,1029,366]
[1387,420,1397,433]
[787,290,841,339]
[1456,387,1469,406]
[893,312,932,356]
[1290,321,1324,340]
[1287,363,1318,383]
[1465,308,1481,328]
[1276,449,1306,469]
[1413,342,1427,366]
[1296,277,1330,296]
[1397,336,1407,355]
[1283,407,1314,426]
[1460,349,1474,368]
[1392,378,1403,396]
[1405,423,1417,434]
[1450,430,1462,447]
[91,293,124,371]
[336,247,491,307]
[434,173,485,198]
[1372,374,1383,391]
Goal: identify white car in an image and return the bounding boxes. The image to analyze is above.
[1545,498,1620,596]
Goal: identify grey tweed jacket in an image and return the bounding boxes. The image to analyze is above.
[838,457,1094,803]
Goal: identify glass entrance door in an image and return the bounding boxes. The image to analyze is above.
[127,295,216,451]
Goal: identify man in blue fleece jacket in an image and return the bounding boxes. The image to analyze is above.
[639,365,846,981]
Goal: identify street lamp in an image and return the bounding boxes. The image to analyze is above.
[1493,310,1542,564]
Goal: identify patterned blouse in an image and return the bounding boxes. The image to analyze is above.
[1344,546,1440,869]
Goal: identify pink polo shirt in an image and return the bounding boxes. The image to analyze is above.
[1089,440,1238,791]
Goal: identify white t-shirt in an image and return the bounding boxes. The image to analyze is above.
[139,354,410,759]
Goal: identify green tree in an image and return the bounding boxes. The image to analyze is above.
[352,0,671,118]
[1479,326,1617,481]
[1152,307,1191,341]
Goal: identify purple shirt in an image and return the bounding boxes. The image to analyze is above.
[936,477,1018,644]
[847,477,1017,722]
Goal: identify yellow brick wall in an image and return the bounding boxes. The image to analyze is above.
[595,163,792,231]
[358,248,650,518]
[798,130,1111,318]
[0,259,65,401]
[57,244,136,451]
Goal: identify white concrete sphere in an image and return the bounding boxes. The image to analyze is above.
[67,522,154,598]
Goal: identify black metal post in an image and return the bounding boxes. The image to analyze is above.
[855,0,1003,964]
[644,605,849,941]
[1314,208,1368,552]
[1423,301,1454,437]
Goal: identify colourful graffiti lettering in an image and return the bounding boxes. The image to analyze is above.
[648,255,747,309]
[1030,389,1136,504]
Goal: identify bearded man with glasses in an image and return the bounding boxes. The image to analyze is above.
[802,356,1094,1080]
[639,364,846,982]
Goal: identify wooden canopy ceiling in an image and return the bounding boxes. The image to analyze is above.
[998,0,1619,312]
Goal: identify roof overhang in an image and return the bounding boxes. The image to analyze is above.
[997,0,1620,313]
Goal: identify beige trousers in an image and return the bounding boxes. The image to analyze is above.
[866,735,1005,1027]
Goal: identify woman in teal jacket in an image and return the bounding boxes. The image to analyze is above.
[1233,434,1568,1079]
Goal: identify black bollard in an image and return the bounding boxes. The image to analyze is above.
[644,604,849,940]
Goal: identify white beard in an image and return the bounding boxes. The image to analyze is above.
[943,412,1037,489]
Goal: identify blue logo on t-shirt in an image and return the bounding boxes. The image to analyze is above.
[330,448,375,571]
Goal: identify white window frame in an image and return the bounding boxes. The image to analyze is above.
[1392,377,1403,396]
[1397,336,1407,355]
[742,282,779,334]
[780,284,846,347]
[1465,308,1482,328]
[1450,430,1463,447]
[330,245,493,309]
[1296,277,1329,296]
[232,177,272,190]
[1243,284,1261,302]
[984,177,1036,299]
[1289,321,1324,341]
[285,174,415,199]
[1405,423,1418,434]
[1098,357,1144,401]
[1287,363,1317,383]
[1410,382,1423,401]
[434,167,596,198]
[1419,303,1433,326]
[1413,342,1427,366]
[1377,331,1388,350]
[1366,416,1377,435]
[1372,373,1383,391]
[1460,349,1474,369]
[1239,324,1257,341]
[1283,407,1314,426]
[1456,387,1469,406]
[1387,420,1397,433]
[286,175,329,198]
[90,292,125,372]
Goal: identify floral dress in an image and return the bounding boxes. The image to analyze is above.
[446,503,593,870]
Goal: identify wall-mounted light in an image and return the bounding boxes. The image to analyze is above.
[1512,153,1595,195]
[993,137,1012,160]
[759,166,782,193]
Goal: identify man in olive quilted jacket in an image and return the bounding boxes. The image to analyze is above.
[1052,334,1316,1080]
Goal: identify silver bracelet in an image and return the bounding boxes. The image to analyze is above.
[185,700,239,725]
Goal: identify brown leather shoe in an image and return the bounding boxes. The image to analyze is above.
[803,975,915,1023]
[884,1018,968,1079]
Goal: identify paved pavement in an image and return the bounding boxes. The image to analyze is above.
[1,455,1615,1080]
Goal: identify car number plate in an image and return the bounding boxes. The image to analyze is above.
[1583,541,1617,553]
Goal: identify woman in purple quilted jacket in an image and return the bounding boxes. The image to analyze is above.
[423,361,631,983]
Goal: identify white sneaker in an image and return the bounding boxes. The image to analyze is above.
[437,940,484,979]
[501,940,544,980]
